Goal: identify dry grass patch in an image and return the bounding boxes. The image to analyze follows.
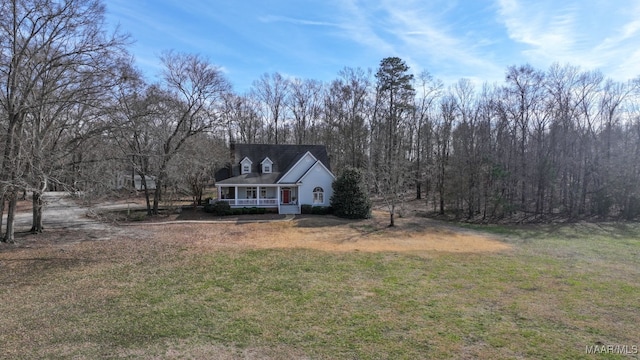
[143,210,510,256]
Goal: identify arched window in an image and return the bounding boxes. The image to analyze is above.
[313,187,324,204]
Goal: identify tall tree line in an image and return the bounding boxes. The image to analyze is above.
[225,60,640,222]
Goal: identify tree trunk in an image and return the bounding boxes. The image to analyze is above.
[0,195,4,239]
[30,191,44,234]
[153,190,160,215]
[416,118,422,200]
[4,192,17,243]
[152,178,161,215]
[195,187,203,206]
[140,174,152,216]
[144,190,152,216]
[1,119,17,243]
[2,117,23,243]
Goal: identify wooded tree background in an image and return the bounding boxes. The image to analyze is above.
[2,0,640,242]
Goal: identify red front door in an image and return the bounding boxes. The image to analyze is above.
[282,188,290,204]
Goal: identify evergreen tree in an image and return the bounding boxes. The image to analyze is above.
[331,168,371,219]
[373,57,415,226]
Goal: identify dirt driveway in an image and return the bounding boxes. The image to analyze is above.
[5,192,148,245]
[3,193,510,255]
[11,192,108,231]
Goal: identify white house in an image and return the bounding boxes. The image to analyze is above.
[215,144,335,214]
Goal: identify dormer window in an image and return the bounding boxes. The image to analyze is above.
[240,157,253,175]
[261,157,273,174]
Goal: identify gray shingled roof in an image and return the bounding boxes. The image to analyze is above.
[215,143,331,185]
[216,172,281,185]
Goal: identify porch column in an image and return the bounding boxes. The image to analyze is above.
[277,186,281,212]
[256,186,261,206]
[234,186,238,206]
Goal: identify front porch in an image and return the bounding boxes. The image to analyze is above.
[216,185,300,214]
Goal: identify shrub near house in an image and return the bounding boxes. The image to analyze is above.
[301,204,332,215]
[204,201,268,216]
[331,168,371,219]
[203,201,230,216]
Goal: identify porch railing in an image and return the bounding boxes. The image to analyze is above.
[216,198,278,206]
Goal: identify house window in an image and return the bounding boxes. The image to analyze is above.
[261,157,273,174]
[240,157,253,174]
[313,187,324,204]
[260,188,267,198]
[246,187,257,199]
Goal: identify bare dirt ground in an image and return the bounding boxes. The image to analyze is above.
[1,193,510,255]
[1,192,151,248]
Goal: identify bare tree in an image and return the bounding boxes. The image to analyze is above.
[411,71,442,199]
[435,94,456,215]
[221,93,263,144]
[252,72,289,144]
[287,78,323,145]
[503,64,546,212]
[166,134,227,206]
[0,0,127,242]
[449,79,482,217]
[149,51,231,215]
[322,67,372,173]
[108,63,159,213]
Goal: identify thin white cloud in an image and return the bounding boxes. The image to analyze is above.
[332,0,504,84]
[496,0,640,80]
[334,0,397,56]
[597,3,640,52]
[258,15,341,27]
[497,0,581,60]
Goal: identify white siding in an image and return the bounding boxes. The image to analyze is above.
[298,163,335,206]
[278,152,316,183]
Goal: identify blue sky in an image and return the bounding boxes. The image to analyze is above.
[105,0,640,93]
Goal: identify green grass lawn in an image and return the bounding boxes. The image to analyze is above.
[1,222,639,359]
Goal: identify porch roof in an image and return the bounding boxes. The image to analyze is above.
[216,172,282,185]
